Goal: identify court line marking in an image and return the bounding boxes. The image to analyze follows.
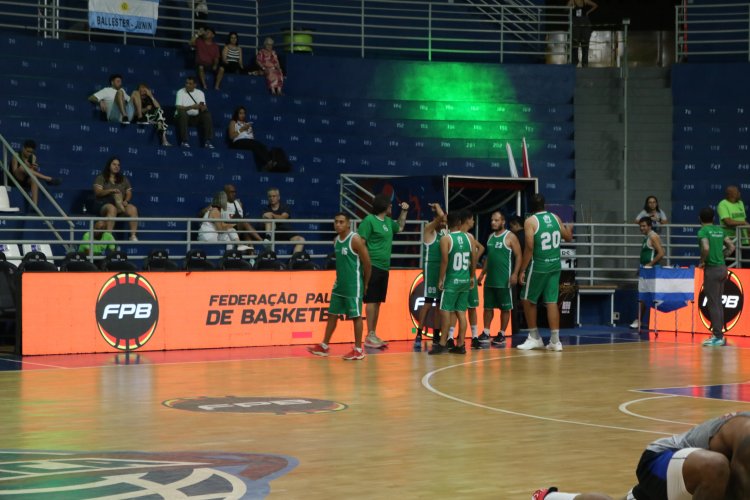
[617,395,696,425]
[0,358,71,369]
[421,343,697,436]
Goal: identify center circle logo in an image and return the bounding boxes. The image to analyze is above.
[96,273,159,350]
[163,396,347,414]
[698,270,744,333]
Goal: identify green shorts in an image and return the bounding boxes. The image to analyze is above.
[467,284,479,309]
[440,289,469,312]
[521,270,560,305]
[484,287,513,310]
[329,294,362,318]
[423,266,440,300]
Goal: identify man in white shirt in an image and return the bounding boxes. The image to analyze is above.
[174,76,214,149]
[88,74,134,124]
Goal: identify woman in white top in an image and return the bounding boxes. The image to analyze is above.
[634,195,668,233]
[198,191,240,247]
[227,106,274,171]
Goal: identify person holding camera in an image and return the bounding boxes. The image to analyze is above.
[174,76,214,149]
[92,156,139,241]
[10,139,61,206]
[190,26,224,90]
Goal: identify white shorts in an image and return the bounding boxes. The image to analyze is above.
[666,447,700,500]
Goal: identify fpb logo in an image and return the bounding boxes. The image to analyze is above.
[96,273,159,350]
[698,270,744,333]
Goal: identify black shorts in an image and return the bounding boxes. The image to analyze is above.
[363,266,390,303]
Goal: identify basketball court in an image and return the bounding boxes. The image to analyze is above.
[1,329,749,498]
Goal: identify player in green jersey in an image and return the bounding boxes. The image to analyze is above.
[358,193,409,348]
[308,213,372,360]
[415,202,447,349]
[477,211,522,348]
[631,217,665,330]
[517,194,573,352]
[698,207,735,347]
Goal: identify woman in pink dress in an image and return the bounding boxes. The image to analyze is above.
[256,37,284,95]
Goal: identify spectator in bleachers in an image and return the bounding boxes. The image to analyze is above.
[262,187,304,253]
[190,27,224,90]
[131,83,171,147]
[634,195,668,234]
[175,76,215,149]
[88,74,134,124]
[79,220,116,257]
[227,106,275,170]
[718,185,749,247]
[256,37,284,96]
[198,191,240,247]
[222,32,246,75]
[568,0,598,68]
[10,139,61,205]
[93,156,139,241]
[224,184,265,245]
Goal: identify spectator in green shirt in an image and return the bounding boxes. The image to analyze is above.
[79,220,116,257]
[717,185,748,246]
[357,193,409,348]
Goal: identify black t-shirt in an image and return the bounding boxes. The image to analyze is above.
[263,203,291,233]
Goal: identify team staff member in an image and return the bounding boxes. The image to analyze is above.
[697,207,735,347]
[358,193,409,349]
[517,194,573,352]
[307,213,372,361]
[477,211,522,348]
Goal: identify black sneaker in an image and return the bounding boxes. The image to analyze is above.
[120,116,130,125]
[477,332,491,343]
[449,344,466,355]
[446,338,455,349]
[135,116,149,124]
[471,337,481,350]
[428,343,445,355]
[414,333,422,349]
[491,333,507,347]
[432,332,441,344]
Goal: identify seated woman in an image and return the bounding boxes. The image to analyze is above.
[256,37,284,95]
[222,32,246,74]
[634,195,668,233]
[92,156,139,241]
[198,191,240,249]
[227,106,275,171]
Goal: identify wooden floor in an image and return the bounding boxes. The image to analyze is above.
[1,330,749,499]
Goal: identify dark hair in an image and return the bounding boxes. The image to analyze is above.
[643,196,660,211]
[638,216,652,227]
[102,156,124,184]
[459,210,474,224]
[699,207,715,223]
[227,31,239,44]
[231,106,246,122]
[22,139,36,150]
[109,74,123,84]
[530,193,546,212]
[186,75,197,83]
[447,211,463,228]
[509,215,523,227]
[334,212,349,220]
[371,194,391,215]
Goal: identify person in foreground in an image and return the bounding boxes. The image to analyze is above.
[516,194,573,352]
[532,410,750,500]
[308,213,372,361]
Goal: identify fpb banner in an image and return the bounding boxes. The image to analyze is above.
[89,0,159,35]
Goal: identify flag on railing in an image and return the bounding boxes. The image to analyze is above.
[89,0,159,35]
[506,142,519,178]
[522,137,532,178]
[638,266,695,312]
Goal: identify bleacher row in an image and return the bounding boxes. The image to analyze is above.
[0,34,576,256]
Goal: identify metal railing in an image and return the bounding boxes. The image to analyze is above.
[676,2,750,61]
[1,217,746,282]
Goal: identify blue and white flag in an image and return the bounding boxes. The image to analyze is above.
[89,0,159,35]
[638,266,695,312]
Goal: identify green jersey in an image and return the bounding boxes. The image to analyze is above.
[717,198,748,239]
[640,231,657,265]
[424,228,447,274]
[531,211,562,273]
[485,230,513,288]
[332,232,363,298]
[444,231,472,292]
[697,224,726,267]
[79,231,116,256]
[358,214,400,271]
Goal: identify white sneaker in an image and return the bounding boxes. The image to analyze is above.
[630,319,640,329]
[364,332,387,349]
[517,336,545,350]
[546,341,563,352]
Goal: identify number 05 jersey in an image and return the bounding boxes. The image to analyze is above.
[444,231,472,292]
[531,211,562,273]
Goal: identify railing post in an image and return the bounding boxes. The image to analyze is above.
[589,225,595,285]
[290,0,295,53]
[361,0,365,59]
[499,5,504,63]
[428,3,432,62]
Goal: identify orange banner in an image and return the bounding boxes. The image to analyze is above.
[22,270,466,355]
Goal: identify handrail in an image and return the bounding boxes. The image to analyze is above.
[676,2,750,61]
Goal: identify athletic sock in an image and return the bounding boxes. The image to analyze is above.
[354,346,362,352]
[550,329,560,344]
[529,327,541,340]
[448,327,455,340]
[483,328,490,335]
[546,493,579,500]
[471,325,478,338]
[320,342,328,349]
